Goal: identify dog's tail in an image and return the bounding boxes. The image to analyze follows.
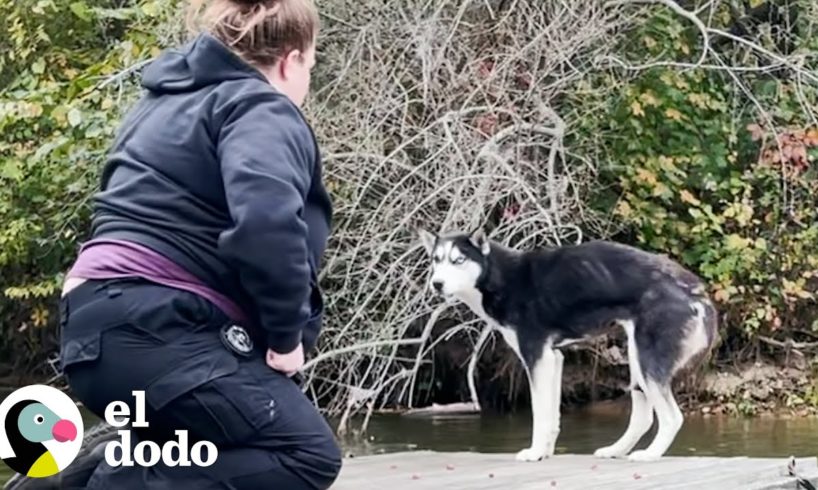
[693,297,719,351]
[683,297,720,380]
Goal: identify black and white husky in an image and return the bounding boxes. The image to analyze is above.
[418,228,718,462]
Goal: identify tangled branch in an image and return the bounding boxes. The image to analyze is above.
[297,0,818,426]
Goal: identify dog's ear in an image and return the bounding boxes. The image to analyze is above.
[469,228,490,255]
[417,228,437,255]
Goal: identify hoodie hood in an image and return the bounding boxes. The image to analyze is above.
[141,33,269,93]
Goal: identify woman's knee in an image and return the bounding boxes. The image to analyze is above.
[287,436,342,489]
[314,430,343,479]
[279,415,342,488]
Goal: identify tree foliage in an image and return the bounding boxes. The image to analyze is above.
[1,0,817,413]
[0,0,182,369]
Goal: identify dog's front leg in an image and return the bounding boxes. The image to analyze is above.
[515,348,557,462]
[544,349,564,456]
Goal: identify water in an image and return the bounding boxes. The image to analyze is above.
[340,404,818,459]
[2,402,817,486]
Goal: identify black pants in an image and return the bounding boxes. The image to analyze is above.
[59,278,342,489]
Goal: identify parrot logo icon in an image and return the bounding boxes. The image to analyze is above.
[0,385,84,478]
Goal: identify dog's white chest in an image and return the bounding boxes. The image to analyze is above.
[454,290,523,360]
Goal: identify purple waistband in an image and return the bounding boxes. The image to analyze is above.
[67,239,249,325]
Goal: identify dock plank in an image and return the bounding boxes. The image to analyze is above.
[332,451,818,489]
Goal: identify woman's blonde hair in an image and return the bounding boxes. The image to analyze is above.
[187,0,319,67]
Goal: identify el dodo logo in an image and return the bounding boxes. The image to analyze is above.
[0,385,83,478]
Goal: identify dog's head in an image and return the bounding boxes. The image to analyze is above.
[417,228,490,298]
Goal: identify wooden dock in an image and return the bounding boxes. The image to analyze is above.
[332,450,818,489]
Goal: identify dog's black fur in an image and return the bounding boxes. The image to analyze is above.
[421,229,719,461]
[445,234,718,384]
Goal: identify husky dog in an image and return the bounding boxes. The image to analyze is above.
[418,228,718,462]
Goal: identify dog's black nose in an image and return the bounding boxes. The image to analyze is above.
[432,281,443,292]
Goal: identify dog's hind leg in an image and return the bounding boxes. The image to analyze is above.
[594,320,654,458]
[627,380,682,461]
[515,347,559,462]
[625,298,711,461]
[593,388,653,458]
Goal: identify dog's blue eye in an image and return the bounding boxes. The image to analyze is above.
[452,256,465,264]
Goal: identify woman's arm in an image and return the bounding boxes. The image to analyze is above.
[216,91,316,357]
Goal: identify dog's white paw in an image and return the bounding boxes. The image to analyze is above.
[593,446,625,459]
[515,447,546,462]
[627,449,661,462]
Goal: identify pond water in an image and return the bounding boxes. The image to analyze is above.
[340,403,818,459]
[1,401,817,486]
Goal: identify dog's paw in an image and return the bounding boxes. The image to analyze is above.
[593,446,625,459]
[626,449,661,462]
[515,447,546,462]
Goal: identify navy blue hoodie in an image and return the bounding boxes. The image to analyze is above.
[90,33,333,354]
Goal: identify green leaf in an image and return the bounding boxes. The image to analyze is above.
[725,234,747,251]
[31,58,45,75]
[141,1,159,17]
[69,1,92,21]
[92,7,139,20]
[1,160,23,180]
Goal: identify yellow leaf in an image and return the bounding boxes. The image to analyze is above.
[725,234,748,250]
[688,93,709,109]
[141,1,159,16]
[631,100,644,117]
[31,308,48,327]
[665,108,683,121]
[736,203,754,227]
[679,190,701,206]
[51,105,67,125]
[639,91,660,107]
[27,103,43,118]
[635,168,657,186]
[714,288,731,302]
[653,182,670,197]
[658,155,674,168]
[615,200,633,218]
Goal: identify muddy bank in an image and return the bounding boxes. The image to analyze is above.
[695,363,818,417]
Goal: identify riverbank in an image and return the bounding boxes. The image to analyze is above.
[695,362,818,418]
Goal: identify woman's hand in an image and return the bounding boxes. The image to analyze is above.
[266,343,304,376]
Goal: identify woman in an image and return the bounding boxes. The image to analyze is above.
[26,0,340,488]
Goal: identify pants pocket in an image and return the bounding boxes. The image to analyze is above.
[143,351,273,446]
